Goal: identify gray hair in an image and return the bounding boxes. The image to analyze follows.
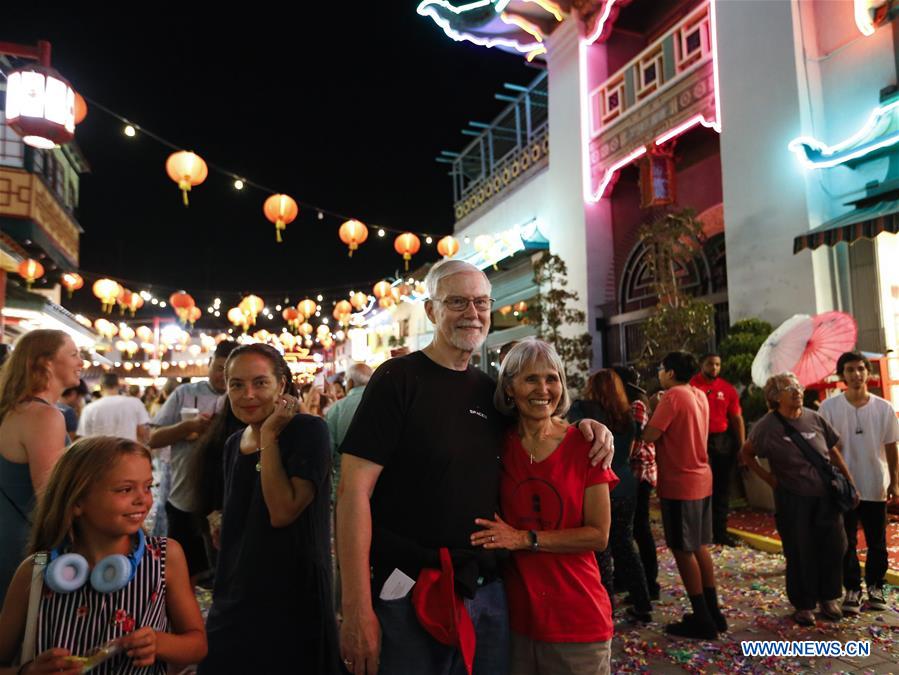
[494,338,571,417]
[424,259,490,300]
[763,372,802,410]
[345,362,372,387]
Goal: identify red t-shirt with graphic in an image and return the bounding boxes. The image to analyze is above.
[500,426,618,642]
[689,373,741,434]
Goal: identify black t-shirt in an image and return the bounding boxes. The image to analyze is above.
[340,351,507,594]
[205,414,340,673]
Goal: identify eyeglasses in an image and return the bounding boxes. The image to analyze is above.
[433,296,495,312]
[782,385,804,393]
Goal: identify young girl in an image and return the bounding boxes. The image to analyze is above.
[0,436,206,674]
[200,344,340,674]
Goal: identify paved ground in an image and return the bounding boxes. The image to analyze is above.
[611,530,899,674]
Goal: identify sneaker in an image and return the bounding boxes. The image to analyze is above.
[866,586,888,611]
[842,589,861,616]
[793,609,815,626]
[820,599,843,621]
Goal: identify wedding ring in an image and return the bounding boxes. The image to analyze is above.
[490,535,495,543]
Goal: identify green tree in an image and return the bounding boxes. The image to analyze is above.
[532,253,593,391]
[719,318,773,422]
[636,208,714,369]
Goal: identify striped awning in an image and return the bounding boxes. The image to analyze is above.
[793,198,899,253]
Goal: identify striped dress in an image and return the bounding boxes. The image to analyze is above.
[36,536,169,674]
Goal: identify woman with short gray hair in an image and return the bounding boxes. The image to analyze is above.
[471,338,618,675]
[741,372,857,626]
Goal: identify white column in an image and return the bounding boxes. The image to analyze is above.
[545,18,614,366]
[716,0,818,324]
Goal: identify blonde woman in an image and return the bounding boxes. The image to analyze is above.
[0,330,82,604]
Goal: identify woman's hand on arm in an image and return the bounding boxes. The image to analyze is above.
[131,539,206,667]
[472,483,610,554]
[575,419,614,469]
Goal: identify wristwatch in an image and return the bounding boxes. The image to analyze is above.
[527,529,539,552]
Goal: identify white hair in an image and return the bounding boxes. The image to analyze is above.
[345,362,372,387]
[494,338,571,418]
[424,259,490,300]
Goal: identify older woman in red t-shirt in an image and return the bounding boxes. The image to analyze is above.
[471,338,618,675]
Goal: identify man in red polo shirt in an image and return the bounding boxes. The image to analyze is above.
[690,353,745,546]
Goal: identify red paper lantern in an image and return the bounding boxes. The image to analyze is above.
[437,235,460,258]
[350,292,369,311]
[333,300,353,323]
[17,259,44,288]
[61,272,83,297]
[394,233,421,271]
[166,151,208,206]
[169,291,195,311]
[73,92,87,125]
[338,219,369,257]
[263,194,299,243]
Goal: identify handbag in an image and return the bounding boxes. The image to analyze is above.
[775,412,858,512]
[15,552,47,668]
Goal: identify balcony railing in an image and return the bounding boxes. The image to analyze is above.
[589,1,714,138]
[439,71,549,223]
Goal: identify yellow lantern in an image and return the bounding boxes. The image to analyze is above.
[166,151,208,206]
[239,295,264,325]
[338,219,369,257]
[118,325,136,341]
[379,296,395,309]
[350,292,369,311]
[227,307,249,331]
[299,322,314,336]
[316,324,331,337]
[372,280,392,299]
[136,326,153,342]
[280,332,297,351]
[333,300,353,321]
[297,298,318,318]
[92,278,122,313]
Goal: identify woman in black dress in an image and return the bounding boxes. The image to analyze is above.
[199,344,340,674]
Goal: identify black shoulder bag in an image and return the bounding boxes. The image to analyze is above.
[775,412,858,513]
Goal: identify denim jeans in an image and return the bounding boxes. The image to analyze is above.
[375,579,510,675]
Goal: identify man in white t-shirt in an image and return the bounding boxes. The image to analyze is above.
[819,352,899,615]
[77,373,151,443]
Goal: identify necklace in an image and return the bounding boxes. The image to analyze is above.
[255,449,261,472]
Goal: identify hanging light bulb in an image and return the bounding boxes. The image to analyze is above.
[124,124,136,137]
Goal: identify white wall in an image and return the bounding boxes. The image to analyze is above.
[717,0,819,325]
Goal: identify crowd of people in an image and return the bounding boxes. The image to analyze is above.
[0,258,895,674]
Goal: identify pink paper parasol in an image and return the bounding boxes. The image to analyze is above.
[792,311,858,386]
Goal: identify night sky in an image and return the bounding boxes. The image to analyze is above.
[3,3,536,322]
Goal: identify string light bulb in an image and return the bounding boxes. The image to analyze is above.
[425,236,433,244]
[233,179,244,190]
[124,124,136,137]
[377,228,386,238]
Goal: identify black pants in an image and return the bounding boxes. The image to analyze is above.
[609,495,652,612]
[166,501,210,577]
[843,500,889,592]
[633,480,659,593]
[708,432,736,539]
[774,489,846,610]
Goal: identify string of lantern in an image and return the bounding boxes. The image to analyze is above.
[73,94,464,269]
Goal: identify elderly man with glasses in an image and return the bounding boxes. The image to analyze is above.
[741,372,858,626]
[336,259,614,675]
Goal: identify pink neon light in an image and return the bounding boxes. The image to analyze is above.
[592,146,647,201]
[655,114,720,146]
[709,0,722,130]
[585,0,621,45]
